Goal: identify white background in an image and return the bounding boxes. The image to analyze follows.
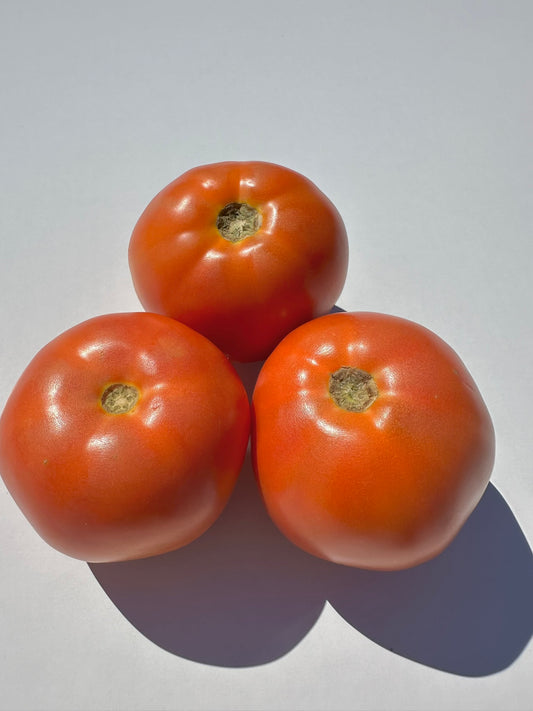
[1,2,532,709]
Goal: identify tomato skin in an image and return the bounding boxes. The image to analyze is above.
[128,161,348,362]
[252,312,495,570]
[0,313,250,562]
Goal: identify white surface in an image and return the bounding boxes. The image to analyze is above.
[1,1,532,709]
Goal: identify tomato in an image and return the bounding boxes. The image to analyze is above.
[128,161,349,362]
[0,312,250,562]
[252,311,495,570]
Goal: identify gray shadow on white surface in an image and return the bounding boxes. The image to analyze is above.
[329,481,533,676]
[90,450,328,667]
[90,353,533,675]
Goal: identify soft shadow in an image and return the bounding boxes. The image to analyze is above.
[91,478,532,673]
[328,482,533,676]
[90,452,330,667]
[90,333,533,674]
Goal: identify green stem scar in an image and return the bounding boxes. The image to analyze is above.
[101,384,139,414]
[329,367,378,412]
[216,202,262,243]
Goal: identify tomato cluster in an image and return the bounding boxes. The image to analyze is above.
[0,161,495,569]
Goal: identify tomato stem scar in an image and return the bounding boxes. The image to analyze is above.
[101,384,139,414]
[329,367,378,412]
[216,202,262,243]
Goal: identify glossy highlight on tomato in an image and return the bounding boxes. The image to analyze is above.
[0,312,250,562]
[128,161,349,362]
[252,311,495,570]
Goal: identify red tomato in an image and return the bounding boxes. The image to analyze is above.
[0,313,250,562]
[252,312,495,570]
[128,161,348,362]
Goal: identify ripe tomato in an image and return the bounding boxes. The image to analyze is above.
[252,311,495,570]
[128,161,348,362]
[0,313,250,562]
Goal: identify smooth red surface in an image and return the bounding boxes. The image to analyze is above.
[252,312,495,570]
[0,313,250,562]
[128,161,348,362]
